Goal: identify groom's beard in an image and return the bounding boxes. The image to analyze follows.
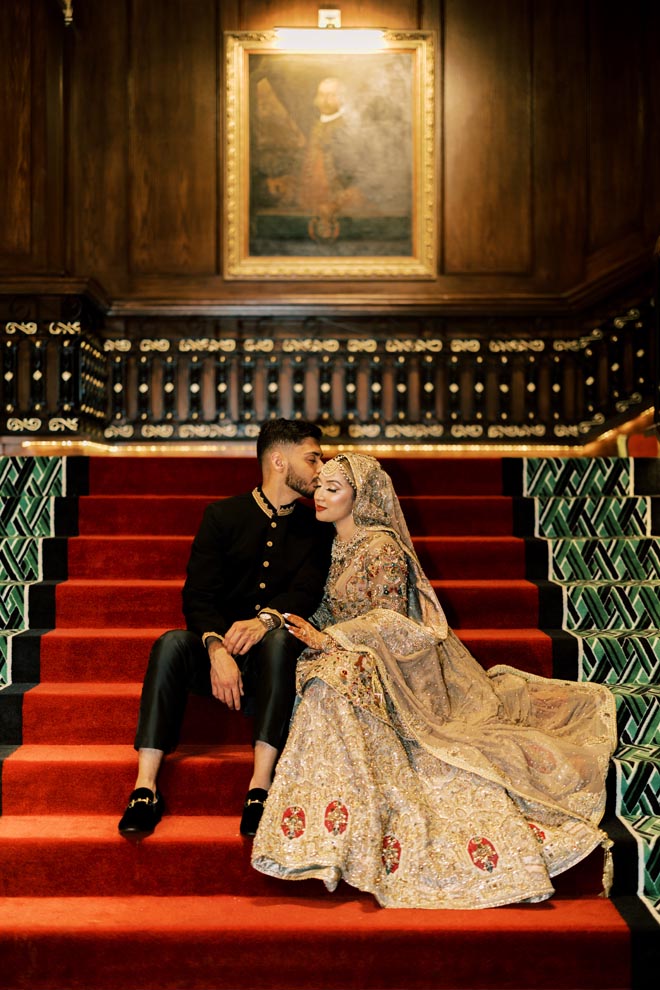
[286,469,316,499]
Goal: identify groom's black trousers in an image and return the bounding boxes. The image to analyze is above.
[134,627,304,754]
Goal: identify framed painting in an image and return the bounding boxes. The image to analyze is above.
[223,30,436,280]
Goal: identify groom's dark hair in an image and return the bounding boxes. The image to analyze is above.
[257,418,322,464]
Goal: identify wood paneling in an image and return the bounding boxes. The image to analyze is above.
[128,0,218,275]
[587,1,644,255]
[1,0,657,312]
[443,0,532,274]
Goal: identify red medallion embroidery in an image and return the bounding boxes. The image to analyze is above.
[324,801,349,835]
[281,805,306,839]
[528,822,546,845]
[467,836,499,873]
[381,834,401,875]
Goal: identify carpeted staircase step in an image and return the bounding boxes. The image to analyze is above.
[1,744,253,816]
[0,814,606,900]
[27,626,555,683]
[51,578,542,629]
[0,892,631,990]
[20,684,253,746]
[77,495,519,537]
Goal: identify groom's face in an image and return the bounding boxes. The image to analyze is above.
[283,438,324,498]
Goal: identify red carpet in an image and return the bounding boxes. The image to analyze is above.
[0,456,632,989]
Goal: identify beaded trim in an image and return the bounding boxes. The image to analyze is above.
[252,486,296,519]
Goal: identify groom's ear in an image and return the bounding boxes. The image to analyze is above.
[269,448,287,474]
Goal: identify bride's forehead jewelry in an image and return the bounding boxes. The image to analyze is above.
[320,455,357,493]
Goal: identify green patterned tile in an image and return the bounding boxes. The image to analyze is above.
[0,585,29,631]
[525,458,631,498]
[0,538,43,582]
[579,632,660,684]
[614,745,660,818]
[565,584,660,631]
[0,456,66,496]
[611,685,660,746]
[0,634,9,687]
[536,496,650,538]
[550,537,660,583]
[0,497,57,537]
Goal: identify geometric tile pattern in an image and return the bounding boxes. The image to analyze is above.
[524,457,632,498]
[565,583,660,632]
[611,685,660,745]
[550,537,660,582]
[0,585,29,632]
[613,745,660,818]
[620,816,660,903]
[0,497,57,537]
[580,633,660,684]
[0,633,9,686]
[536,496,650,538]
[0,539,43,582]
[0,456,66,496]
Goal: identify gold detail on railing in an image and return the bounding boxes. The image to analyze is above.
[141,424,175,438]
[104,424,135,439]
[244,339,275,353]
[49,322,81,335]
[140,339,170,353]
[5,322,37,335]
[104,340,132,352]
[7,417,41,431]
[282,339,340,353]
[613,309,640,329]
[489,340,545,353]
[385,424,445,438]
[450,424,484,438]
[553,330,603,352]
[488,424,546,439]
[179,424,239,439]
[49,417,79,432]
[616,394,642,413]
[319,424,341,437]
[179,339,236,353]
[385,340,443,353]
[348,424,381,438]
[450,339,480,353]
[347,340,378,353]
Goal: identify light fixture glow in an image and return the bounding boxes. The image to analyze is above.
[318,9,341,29]
[273,28,385,53]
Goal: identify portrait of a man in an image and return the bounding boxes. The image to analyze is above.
[248,52,414,258]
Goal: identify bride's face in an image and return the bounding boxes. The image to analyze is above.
[313,467,355,524]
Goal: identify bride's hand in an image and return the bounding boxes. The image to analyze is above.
[284,613,329,650]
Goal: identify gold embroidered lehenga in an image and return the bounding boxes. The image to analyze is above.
[251,455,617,909]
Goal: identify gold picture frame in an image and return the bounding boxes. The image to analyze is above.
[223,30,436,280]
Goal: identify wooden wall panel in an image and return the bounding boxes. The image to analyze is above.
[70,1,129,282]
[237,0,416,29]
[0,1,32,259]
[128,0,218,275]
[587,1,644,254]
[443,0,532,275]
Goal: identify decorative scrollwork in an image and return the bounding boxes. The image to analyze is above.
[179,338,236,352]
[487,424,546,438]
[104,424,135,439]
[385,424,445,438]
[104,339,132,352]
[5,322,37,335]
[282,338,340,353]
[450,424,484,438]
[49,322,81,335]
[179,423,239,439]
[141,424,175,438]
[6,417,41,431]
[553,330,603,352]
[489,340,545,353]
[139,339,170,353]
[615,393,643,413]
[385,339,443,353]
[348,423,382,438]
[450,340,480,353]
[49,417,79,432]
[578,413,606,434]
[613,308,640,329]
[243,339,275,353]
[347,339,378,353]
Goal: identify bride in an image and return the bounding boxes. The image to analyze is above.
[250,453,617,909]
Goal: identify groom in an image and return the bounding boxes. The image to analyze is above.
[118,418,332,839]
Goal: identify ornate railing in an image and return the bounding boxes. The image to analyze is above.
[0,304,654,446]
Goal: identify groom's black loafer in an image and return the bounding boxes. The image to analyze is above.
[240,787,268,837]
[118,787,164,839]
